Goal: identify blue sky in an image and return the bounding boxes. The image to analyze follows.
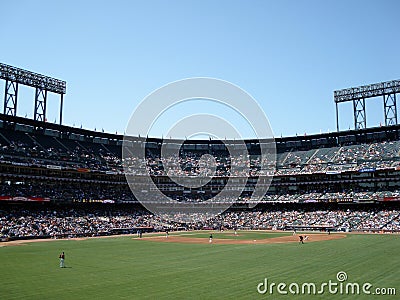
[0,0,399,138]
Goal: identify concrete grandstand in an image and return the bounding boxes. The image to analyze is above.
[1,113,400,241]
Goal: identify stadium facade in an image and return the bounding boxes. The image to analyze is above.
[0,113,399,206]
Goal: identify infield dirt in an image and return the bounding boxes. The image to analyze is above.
[0,232,347,247]
[138,233,347,244]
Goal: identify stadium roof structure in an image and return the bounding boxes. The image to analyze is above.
[334,79,400,131]
[1,113,400,152]
[0,63,66,125]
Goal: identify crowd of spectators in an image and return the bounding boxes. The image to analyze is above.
[0,206,160,239]
[0,181,135,202]
[1,205,399,240]
[0,130,122,173]
[1,128,400,177]
[200,208,400,231]
[1,177,400,204]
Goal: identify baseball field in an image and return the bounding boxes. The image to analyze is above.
[0,231,399,299]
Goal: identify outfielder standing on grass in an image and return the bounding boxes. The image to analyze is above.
[209,233,213,243]
[59,251,65,268]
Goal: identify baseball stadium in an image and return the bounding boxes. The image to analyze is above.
[0,61,399,299]
[1,2,400,299]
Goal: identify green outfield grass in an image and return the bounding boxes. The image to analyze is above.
[0,232,399,299]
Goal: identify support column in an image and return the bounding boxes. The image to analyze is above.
[336,102,339,132]
[353,98,366,130]
[383,93,397,126]
[34,87,47,122]
[59,94,64,125]
[3,80,18,116]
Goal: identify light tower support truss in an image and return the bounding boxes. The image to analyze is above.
[3,80,18,116]
[383,93,397,126]
[0,63,66,124]
[334,79,400,131]
[34,87,47,122]
[353,98,366,130]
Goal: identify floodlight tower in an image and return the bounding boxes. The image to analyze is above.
[334,79,400,131]
[0,63,66,124]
